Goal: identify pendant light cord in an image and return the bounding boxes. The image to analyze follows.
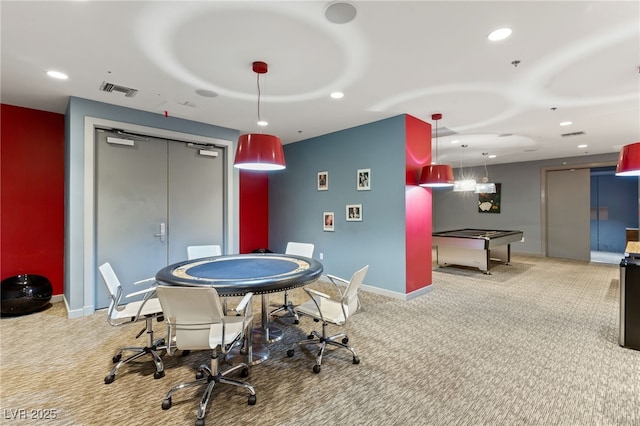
[256,73,263,125]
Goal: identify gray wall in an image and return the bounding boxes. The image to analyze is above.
[433,152,624,256]
[269,115,409,295]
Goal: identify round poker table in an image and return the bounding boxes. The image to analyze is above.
[155,253,323,365]
[155,253,323,296]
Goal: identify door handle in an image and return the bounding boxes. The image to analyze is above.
[154,222,166,242]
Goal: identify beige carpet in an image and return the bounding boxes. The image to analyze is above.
[1,255,638,425]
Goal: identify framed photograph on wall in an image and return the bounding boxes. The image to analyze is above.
[346,204,362,221]
[323,211,334,231]
[318,171,328,191]
[478,183,501,213]
[357,168,370,191]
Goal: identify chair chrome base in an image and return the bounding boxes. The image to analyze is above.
[287,322,360,374]
[104,316,166,384]
[161,352,256,426]
[269,291,299,324]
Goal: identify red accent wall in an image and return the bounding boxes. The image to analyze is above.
[404,114,432,293]
[239,170,269,253]
[1,104,65,295]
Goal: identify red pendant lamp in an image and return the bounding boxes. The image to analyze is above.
[419,113,454,187]
[234,61,286,171]
[615,142,640,176]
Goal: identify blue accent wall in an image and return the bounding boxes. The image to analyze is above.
[269,115,409,294]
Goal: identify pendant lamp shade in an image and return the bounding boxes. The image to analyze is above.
[419,164,455,187]
[615,142,640,176]
[233,61,286,171]
[419,112,454,187]
[234,133,286,170]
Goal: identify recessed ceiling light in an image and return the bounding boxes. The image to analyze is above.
[47,70,68,80]
[330,92,344,99]
[488,155,497,159]
[257,120,268,127]
[560,121,573,126]
[487,28,512,41]
[577,144,588,148]
[450,140,460,144]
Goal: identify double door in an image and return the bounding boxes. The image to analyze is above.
[95,129,225,308]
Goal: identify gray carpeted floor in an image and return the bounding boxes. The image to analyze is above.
[1,254,638,425]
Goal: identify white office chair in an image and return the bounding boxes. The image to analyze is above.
[155,285,256,426]
[98,262,166,384]
[270,242,315,324]
[287,265,368,373]
[187,244,222,260]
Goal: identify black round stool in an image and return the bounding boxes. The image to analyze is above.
[1,274,53,316]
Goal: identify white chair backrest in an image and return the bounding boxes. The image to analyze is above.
[98,262,122,307]
[343,265,368,317]
[155,285,226,350]
[285,242,314,258]
[187,244,222,260]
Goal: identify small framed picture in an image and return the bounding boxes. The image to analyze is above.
[357,168,370,191]
[346,204,362,221]
[318,171,328,191]
[323,211,334,231]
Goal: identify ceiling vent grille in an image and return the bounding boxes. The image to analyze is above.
[561,131,585,137]
[99,81,138,97]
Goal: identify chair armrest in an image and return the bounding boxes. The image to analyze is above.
[235,292,254,312]
[125,286,157,298]
[304,288,331,300]
[134,277,156,286]
[326,274,348,285]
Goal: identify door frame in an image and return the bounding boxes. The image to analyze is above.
[83,117,235,316]
[541,159,616,257]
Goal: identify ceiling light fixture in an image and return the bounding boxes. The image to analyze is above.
[47,70,68,80]
[475,153,496,194]
[453,144,477,192]
[615,141,640,176]
[487,28,512,41]
[233,61,285,171]
[419,113,454,188]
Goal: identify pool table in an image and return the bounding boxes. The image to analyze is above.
[432,229,523,274]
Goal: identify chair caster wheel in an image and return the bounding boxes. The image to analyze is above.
[353,356,360,365]
[104,374,115,384]
[154,370,165,379]
[182,350,191,357]
[293,319,299,325]
[342,337,349,344]
[161,397,172,410]
[286,349,294,357]
[195,419,205,426]
[307,334,314,340]
[240,366,249,378]
[248,394,257,405]
[195,370,204,380]
[112,354,121,363]
[312,364,321,374]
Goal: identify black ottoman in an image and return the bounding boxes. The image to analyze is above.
[1,274,53,316]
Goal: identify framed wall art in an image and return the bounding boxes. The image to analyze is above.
[323,211,334,231]
[346,204,362,221]
[357,168,370,191]
[318,171,328,191]
[478,183,501,213]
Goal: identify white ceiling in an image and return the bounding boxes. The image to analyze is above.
[1,1,639,167]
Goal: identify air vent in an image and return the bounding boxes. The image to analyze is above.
[561,131,585,137]
[99,81,138,97]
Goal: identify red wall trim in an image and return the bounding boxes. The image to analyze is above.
[1,104,65,295]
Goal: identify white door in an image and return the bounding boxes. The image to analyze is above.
[95,129,224,308]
